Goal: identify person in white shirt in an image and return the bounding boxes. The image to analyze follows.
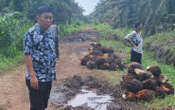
[124,22,143,64]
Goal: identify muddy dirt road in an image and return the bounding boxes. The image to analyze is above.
[0,31,147,110]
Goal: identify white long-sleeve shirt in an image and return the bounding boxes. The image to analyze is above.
[125,30,143,54]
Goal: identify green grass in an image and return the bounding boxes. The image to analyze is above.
[101,70,123,85]
[144,29,175,57]
[145,95,175,109]
[59,24,88,37]
[91,23,131,39]
[0,51,24,75]
[91,23,113,32]
[169,45,175,49]
[144,29,175,47]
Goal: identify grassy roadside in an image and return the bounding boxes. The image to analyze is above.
[0,52,24,75]
[59,24,88,37]
[144,29,175,66]
[91,24,175,109]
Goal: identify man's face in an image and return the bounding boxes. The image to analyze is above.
[138,24,143,31]
[37,12,53,30]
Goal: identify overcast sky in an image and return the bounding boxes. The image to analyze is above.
[74,0,100,15]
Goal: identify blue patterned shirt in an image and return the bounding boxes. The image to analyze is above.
[24,23,56,82]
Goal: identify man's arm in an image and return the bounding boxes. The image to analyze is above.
[124,32,137,48]
[24,54,38,89]
[125,39,136,48]
[24,32,38,89]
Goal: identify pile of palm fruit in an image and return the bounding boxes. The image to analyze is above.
[121,62,174,101]
[81,42,125,70]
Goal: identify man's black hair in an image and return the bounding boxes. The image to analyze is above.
[36,5,53,16]
[135,22,142,28]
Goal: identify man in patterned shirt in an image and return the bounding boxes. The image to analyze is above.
[124,22,143,64]
[24,5,57,110]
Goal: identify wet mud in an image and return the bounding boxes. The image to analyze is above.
[50,75,147,110]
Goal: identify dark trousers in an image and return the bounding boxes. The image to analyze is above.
[26,79,52,110]
[131,49,142,64]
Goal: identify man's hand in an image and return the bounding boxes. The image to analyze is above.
[127,39,137,48]
[131,43,138,48]
[24,55,38,89]
[30,75,38,89]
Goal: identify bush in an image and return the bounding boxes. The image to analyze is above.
[59,24,86,37]
[0,15,31,58]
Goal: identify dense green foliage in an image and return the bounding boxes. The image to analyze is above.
[59,24,87,37]
[0,0,84,24]
[0,15,31,57]
[0,14,31,72]
[144,29,175,65]
[0,0,86,70]
[92,0,175,35]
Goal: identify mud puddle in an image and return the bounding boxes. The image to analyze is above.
[67,89,113,110]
